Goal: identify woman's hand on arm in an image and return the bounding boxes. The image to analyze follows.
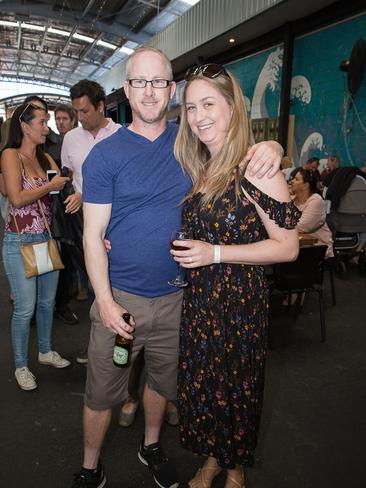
[245,141,283,179]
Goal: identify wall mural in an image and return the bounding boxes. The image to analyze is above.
[226,13,366,168]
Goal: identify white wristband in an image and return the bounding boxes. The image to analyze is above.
[214,245,221,264]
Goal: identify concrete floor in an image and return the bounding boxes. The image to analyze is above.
[1,220,365,488]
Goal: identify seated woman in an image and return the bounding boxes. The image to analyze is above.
[290,168,334,257]
[1,101,72,391]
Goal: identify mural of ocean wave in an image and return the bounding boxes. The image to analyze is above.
[291,76,312,105]
[251,47,283,119]
[300,132,324,165]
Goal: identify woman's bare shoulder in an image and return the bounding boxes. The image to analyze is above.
[1,147,18,163]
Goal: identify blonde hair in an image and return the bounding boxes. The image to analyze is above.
[126,47,173,80]
[174,70,250,206]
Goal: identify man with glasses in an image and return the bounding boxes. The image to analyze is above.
[72,47,284,488]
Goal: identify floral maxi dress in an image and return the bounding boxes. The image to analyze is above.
[178,177,300,469]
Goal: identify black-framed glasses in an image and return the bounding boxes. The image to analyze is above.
[184,63,229,81]
[128,79,172,89]
[19,102,49,124]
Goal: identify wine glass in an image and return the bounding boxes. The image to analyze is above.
[168,229,190,287]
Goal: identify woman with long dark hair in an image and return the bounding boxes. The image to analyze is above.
[1,102,71,391]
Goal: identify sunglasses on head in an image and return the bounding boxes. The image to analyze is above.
[19,102,49,124]
[184,63,229,81]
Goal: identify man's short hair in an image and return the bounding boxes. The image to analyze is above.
[126,47,173,81]
[54,104,75,122]
[70,80,106,108]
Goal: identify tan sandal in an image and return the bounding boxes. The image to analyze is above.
[188,464,222,488]
[118,398,139,427]
[225,467,245,488]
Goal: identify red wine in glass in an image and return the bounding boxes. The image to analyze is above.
[170,242,189,251]
[168,229,190,287]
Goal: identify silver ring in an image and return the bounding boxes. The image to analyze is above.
[190,257,193,263]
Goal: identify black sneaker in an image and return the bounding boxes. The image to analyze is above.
[71,463,106,488]
[138,438,179,488]
[55,306,79,325]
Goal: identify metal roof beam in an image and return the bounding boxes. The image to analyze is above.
[61,32,103,84]
[32,22,50,76]
[47,25,77,82]
[0,1,151,44]
[16,21,22,77]
[82,0,97,17]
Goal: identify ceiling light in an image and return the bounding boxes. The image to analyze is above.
[0,20,19,27]
[97,40,117,50]
[21,23,45,31]
[73,32,94,43]
[180,0,200,5]
[120,46,134,55]
[48,27,70,37]
[229,38,235,43]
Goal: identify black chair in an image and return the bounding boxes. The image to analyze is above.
[323,257,336,306]
[271,245,328,342]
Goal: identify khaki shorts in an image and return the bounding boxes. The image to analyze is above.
[84,288,183,411]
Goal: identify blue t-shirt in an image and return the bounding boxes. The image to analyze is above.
[82,123,191,298]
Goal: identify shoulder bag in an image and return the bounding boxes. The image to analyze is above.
[12,158,64,278]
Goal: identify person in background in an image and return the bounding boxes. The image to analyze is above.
[71,48,285,488]
[23,96,62,169]
[118,348,179,428]
[290,168,333,257]
[172,64,300,488]
[55,104,77,136]
[281,155,294,181]
[321,155,340,187]
[24,96,79,326]
[55,103,87,302]
[1,102,71,391]
[62,79,121,364]
[0,115,12,221]
[304,156,320,172]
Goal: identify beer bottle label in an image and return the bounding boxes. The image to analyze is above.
[113,346,129,365]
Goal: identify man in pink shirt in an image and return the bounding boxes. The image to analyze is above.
[61,80,121,209]
[61,80,121,362]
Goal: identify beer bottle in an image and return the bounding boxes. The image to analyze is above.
[113,313,132,368]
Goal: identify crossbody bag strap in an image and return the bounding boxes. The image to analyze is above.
[17,152,53,238]
[11,206,22,236]
[11,154,26,240]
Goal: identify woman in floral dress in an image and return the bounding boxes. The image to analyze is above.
[172,65,301,488]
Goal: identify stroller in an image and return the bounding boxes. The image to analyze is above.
[326,169,366,274]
